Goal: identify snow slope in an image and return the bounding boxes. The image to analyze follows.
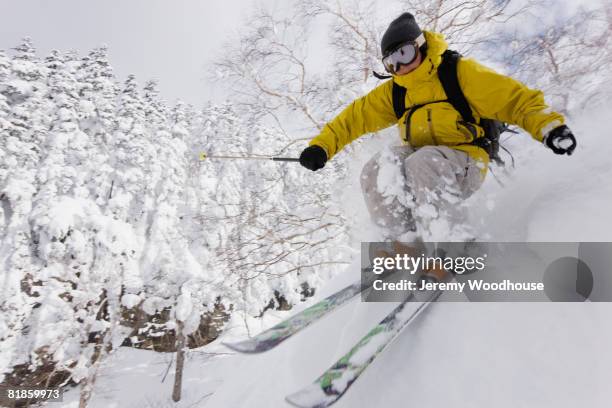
[60,107,612,407]
[468,106,612,242]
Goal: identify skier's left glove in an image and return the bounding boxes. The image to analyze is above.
[543,125,577,155]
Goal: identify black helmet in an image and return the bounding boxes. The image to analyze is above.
[381,12,423,57]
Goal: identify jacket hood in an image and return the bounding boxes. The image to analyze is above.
[393,31,448,88]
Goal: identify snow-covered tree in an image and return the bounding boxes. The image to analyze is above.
[78,47,118,139]
[494,3,612,114]
[2,4,610,403]
[191,104,348,321]
[143,79,169,123]
[76,46,116,207]
[396,0,531,54]
[0,43,135,404]
[0,40,50,389]
[0,51,13,240]
[107,74,156,229]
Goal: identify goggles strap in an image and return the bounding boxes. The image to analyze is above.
[414,33,426,48]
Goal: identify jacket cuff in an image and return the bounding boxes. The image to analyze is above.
[539,120,564,142]
[308,141,330,160]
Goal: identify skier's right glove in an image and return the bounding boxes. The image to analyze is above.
[543,125,577,155]
[299,145,328,171]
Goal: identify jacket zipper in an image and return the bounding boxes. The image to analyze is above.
[403,100,448,144]
[427,109,439,145]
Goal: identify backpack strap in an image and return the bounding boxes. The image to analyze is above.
[387,49,508,165]
[437,50,476,124]
[392,81,407,120]
[391,50,473,122]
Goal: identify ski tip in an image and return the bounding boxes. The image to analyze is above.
[285,394,316,408]
[285,385,336,408]
[221,340,264,354]
[284,395,305,408]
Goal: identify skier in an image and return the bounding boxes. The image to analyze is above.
[298,12,577,241]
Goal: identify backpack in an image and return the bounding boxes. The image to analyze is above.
[391,49,513,166]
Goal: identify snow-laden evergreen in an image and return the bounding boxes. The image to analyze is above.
[0,39,348,394]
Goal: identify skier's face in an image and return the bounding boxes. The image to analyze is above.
[395,49,422,75]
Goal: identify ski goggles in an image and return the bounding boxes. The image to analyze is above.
[382,33,426,74]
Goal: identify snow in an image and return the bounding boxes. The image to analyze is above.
[44,196,85,239]
[121,294,141,309]
[59,101,612,408]
[3,6,612,407]
[286,384,334,407]
[175,292,193,322]
[142,296,168,316]
[467,106,612,242]
[64,276,612,408]
[376,147,412,207]
[347,331,391,366]
[5,78,33,96]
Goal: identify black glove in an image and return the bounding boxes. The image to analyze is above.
[299,145,328,171]
[544,125,577,155]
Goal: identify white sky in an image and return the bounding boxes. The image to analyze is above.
[0,0,604,107]
[0,0,284,106]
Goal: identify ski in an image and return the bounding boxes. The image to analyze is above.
[224,243,426,354]
[223,277,370,354]
[285,288,443,408]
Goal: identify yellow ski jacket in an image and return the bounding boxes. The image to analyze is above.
[309,31,565,175]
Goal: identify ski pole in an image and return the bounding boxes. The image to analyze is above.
[199,152,299,162]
